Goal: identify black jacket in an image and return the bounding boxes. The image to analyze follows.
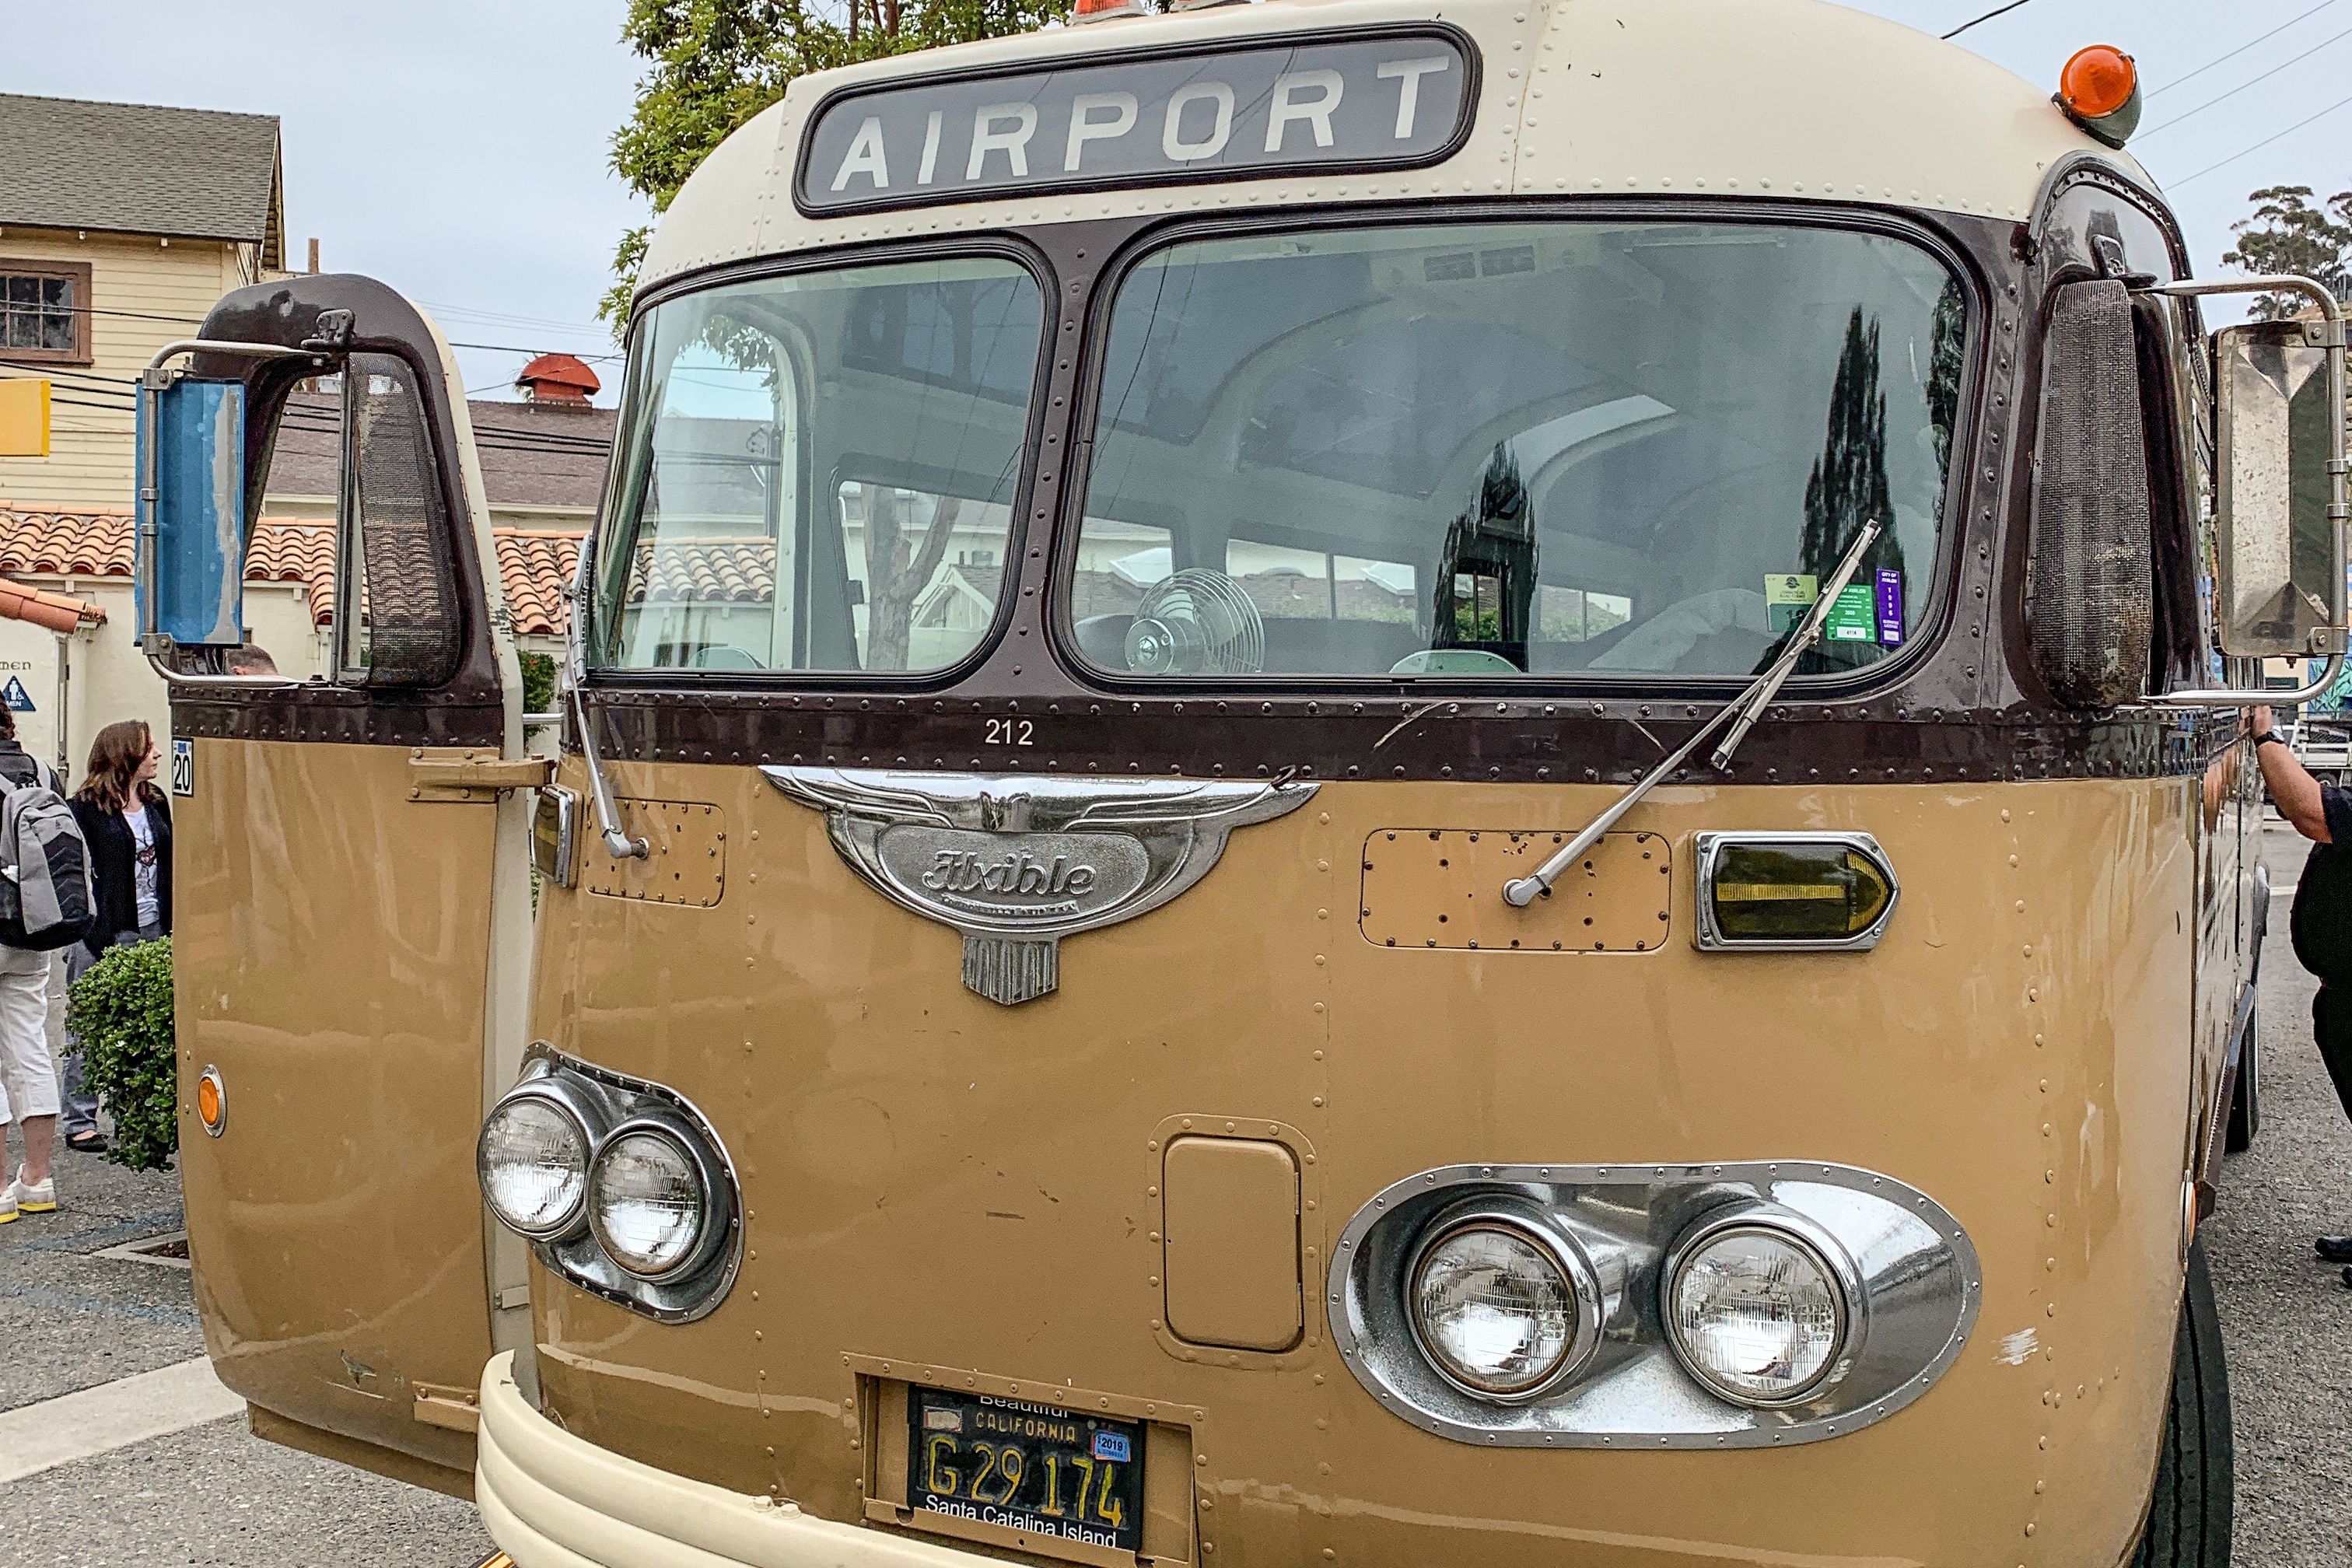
[72,793,171,957]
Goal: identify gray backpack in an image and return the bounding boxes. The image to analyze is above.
[0,751,93,951]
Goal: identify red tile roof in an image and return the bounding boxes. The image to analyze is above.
[0,509,781,644]
[0,506,336,623]
[0,580,103,633]
[497,529,579,639]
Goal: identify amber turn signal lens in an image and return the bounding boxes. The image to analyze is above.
[1071,0,1154,20]
[2056,45,2141,146]
[1708,842,1893,943]
[196,1066,226,1137]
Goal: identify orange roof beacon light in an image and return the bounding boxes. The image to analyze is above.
[2056,44,2141,149]
[1071,0,1155,21]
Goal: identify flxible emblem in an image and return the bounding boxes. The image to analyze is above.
[763,768,1318,1003]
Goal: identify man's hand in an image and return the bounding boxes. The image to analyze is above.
[2252,704,2277,737]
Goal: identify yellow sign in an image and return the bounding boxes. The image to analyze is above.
[0,380,50,457]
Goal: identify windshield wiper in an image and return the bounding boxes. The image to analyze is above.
[1500,518,1884,909]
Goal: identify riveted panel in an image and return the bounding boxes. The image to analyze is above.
[583,799,726,907]
[1359,829,1671,952]
[1162,1136,1303,1354]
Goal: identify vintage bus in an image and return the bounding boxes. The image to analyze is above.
[133,1,2343,1564]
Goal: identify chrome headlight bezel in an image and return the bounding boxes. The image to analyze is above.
[475,1074,603,1242]
[1404,1204,1603,1404]
[1661,1206,1864,1409]
[1329,1160,1977,1450]
[481,1045,743,1325]
[587,1112,730,1283]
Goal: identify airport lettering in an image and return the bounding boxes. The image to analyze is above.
[802,31,1472,212]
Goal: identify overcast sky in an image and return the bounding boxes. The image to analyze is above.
[10,0,2347,401]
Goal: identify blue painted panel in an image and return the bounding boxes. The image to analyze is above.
[134,379,247,649]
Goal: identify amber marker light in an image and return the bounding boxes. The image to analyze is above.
[2056,44,2142,149]
[1071,0,1155,20]
[197,1065,227,1138]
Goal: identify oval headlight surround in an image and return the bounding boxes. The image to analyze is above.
[1665,1216,1857,1408]
[589,1125,711,1279]
[478,1090,593,1240]
[1406,1214,1598,1402]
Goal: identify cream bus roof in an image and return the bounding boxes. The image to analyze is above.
[639,0,2149,298]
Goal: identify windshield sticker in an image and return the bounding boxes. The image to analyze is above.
[796,29,1475,215]
[1824,583,1878,643]
[1875,569,1905,647]
[1765,573,1818,635]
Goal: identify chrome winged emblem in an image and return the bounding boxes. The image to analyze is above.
[763,768,1318,1004]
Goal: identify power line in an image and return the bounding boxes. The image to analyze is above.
[2138,23,2352,140]
[2171,87,2352,187]
[2151,0,2340,99]
[1944,0,2034,40]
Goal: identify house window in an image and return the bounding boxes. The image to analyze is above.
[0,261,91,365]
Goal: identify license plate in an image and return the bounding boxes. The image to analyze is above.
[906,1384,1144,1554]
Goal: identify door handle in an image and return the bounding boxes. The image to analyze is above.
[408,749,553,803]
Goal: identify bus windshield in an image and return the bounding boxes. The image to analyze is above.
[1066,219,1966,681]
[595,255,1044,674]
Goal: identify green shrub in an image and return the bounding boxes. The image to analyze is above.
[520,650,557,719]
[66,938,177,1172]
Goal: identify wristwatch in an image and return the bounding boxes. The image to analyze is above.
[2253,731,2284,748]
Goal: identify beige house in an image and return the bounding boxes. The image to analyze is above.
[0,92,285,773]
[0,92,618,774]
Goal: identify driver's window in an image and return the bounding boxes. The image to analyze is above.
[597,258,1045,674]
[334,352,463,688]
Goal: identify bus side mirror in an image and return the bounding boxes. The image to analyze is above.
[2214,320,2339,659]
[133,374,248,658]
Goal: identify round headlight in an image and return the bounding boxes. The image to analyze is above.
[589,1128,708,1278]
[478,1094,590,1238]
[1666,1223,1850,1406]
[1408,1220,1581,1400]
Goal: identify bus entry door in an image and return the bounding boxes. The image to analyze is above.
[156,274,538,1492]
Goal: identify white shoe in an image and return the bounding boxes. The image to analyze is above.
[4,1167,54,1214]
[0,1186,13,1224]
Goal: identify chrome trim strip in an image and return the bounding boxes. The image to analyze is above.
[1691,831,1901,953]
[1327,1160,1980,1450]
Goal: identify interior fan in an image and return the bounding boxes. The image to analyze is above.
[1124,569,1266,675]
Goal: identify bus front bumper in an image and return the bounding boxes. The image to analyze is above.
[475,1352,986,1568]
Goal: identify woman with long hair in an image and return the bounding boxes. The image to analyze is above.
[57,721,172,1155]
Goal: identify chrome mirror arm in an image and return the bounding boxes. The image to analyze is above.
[1500,520,1884,909]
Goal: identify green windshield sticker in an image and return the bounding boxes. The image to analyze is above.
[1824,583,1878,642]
[1765,573,1818,635]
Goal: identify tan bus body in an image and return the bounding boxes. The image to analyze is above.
[152,2,2305,1564]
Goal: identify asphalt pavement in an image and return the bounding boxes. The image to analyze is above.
[0,824,2344,1566]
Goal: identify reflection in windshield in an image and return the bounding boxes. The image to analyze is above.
[595,258,1043,674]
[1069,221,1965,681]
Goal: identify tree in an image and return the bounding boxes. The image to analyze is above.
[2221,185,2352,320]
[602,0,1066,327]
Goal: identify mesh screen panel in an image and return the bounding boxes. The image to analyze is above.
[2028,280,2154,709]
[347,352,461,687]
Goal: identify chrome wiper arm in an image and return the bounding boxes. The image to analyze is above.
[559,531,648,860]
[1500,520,1883,910]
[573,684,649,861]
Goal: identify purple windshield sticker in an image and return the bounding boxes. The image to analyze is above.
[1875,569,1904,646]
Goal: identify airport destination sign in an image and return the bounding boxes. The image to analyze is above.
[797,27,1477,215]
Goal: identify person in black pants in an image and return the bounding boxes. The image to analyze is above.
[2251,705,2352,1276]
[58,721,173,1150]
